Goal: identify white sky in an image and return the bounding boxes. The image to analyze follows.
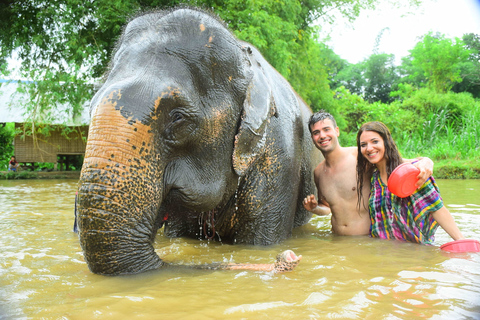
[5,0,480,74]
[319,0,480,65]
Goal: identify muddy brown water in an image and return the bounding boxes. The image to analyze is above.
[0,179,479,319]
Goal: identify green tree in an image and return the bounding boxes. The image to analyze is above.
[397,54,427,89]
[404,32,470,93]
[1,0,420,126]
[287,35,337,112]
[331,61,366,97]
[0,124,15,170]
[332,53,398,103]
[0,0,194,125]
[363,53,398,103]
[452,33,480,98]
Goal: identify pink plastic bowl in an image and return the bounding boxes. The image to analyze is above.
[387,163,420,198]
[440,239,480,253]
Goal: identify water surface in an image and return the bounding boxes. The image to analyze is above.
[0,179,479,319]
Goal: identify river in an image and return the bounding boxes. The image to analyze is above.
[0,179,479,319]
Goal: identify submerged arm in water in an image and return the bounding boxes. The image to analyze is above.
[166,250,302,273]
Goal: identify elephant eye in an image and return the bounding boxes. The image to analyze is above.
[164,110,188,143]
[170,111,184,123]
[163,107,196,144]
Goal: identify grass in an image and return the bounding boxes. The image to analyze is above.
[433,159,480,179]
[394,108,480,179]
[398,109,479,159]
[0,171,80,180]
[0,171,39,179]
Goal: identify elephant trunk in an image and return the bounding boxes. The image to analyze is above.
[78,95,164,275]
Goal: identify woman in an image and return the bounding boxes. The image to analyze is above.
[355,121,464,244]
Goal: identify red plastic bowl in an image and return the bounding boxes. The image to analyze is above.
[387,163,420,198]
[440,239,480,253]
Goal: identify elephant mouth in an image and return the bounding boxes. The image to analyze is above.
[165,187,210,212]
[163,169,228,213]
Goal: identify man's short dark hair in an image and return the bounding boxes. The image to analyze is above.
[308,110,337,134]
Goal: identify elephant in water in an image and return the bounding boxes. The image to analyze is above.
[77,7,321,275]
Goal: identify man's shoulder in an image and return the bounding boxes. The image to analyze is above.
[314,160,326,173]
[343,146,358,155]
[337,146,358,162]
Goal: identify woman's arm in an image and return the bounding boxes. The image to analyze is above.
[432,206,465,241]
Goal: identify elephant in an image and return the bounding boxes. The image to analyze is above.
[77,7,321,275]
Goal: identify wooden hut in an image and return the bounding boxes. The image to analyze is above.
[13,123,89,171]
[1,79,91,171]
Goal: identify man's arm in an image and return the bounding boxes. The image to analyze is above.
[405,157,434,187]
[303,194,331,216]
[303,168,331,216]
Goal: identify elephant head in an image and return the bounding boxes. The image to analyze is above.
[77,8,318,275]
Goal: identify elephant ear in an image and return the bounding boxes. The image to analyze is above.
[233,47,277,176]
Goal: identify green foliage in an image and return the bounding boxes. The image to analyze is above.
[396,105,480,161]
[332,61,367,98]
[405,32,470,93]
[331,32,479,113]
[287,35,338,112]
[0,124,15,171]
[363,54,399,103]
[335,82,480,163]
[452,33,480,98]
[207,0,361,113]
[390,85,473,132]
[213,0,303,81]
[1,0,419,128]
[433,159,480,179]
[334,87,368,128]
[0,171,38,179]
[332,53,399,103]
[0,0,145,125]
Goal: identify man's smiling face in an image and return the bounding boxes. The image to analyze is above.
[310,119,339,154]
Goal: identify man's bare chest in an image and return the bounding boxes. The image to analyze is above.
[318,164,358,201]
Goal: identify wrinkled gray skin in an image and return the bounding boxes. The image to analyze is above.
[77,7,321,275]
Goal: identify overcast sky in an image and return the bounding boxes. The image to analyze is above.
[318,0,480,65]
[5,0,480,77]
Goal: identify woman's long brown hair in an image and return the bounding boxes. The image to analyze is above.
[356,122,403,211]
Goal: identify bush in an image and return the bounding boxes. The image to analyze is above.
[396,104,480,160]
[0,123,15,170]
[335,85,480,162]
[0,171,39,179]
[390,85,476,133]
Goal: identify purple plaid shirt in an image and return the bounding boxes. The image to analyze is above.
[369,170,444,244]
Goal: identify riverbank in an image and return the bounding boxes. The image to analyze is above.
[435,159,480,179]
[0,171,80,180]
[1,159,479,179]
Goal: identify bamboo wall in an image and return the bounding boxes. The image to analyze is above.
[14,123,88,163]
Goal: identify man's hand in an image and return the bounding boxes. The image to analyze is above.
[303,194,331,216]
[303,194,318,211]
[412,157,434,187]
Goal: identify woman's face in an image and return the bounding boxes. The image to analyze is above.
[359,130,386,167]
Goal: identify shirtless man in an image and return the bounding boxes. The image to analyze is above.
[303,110,433,236]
